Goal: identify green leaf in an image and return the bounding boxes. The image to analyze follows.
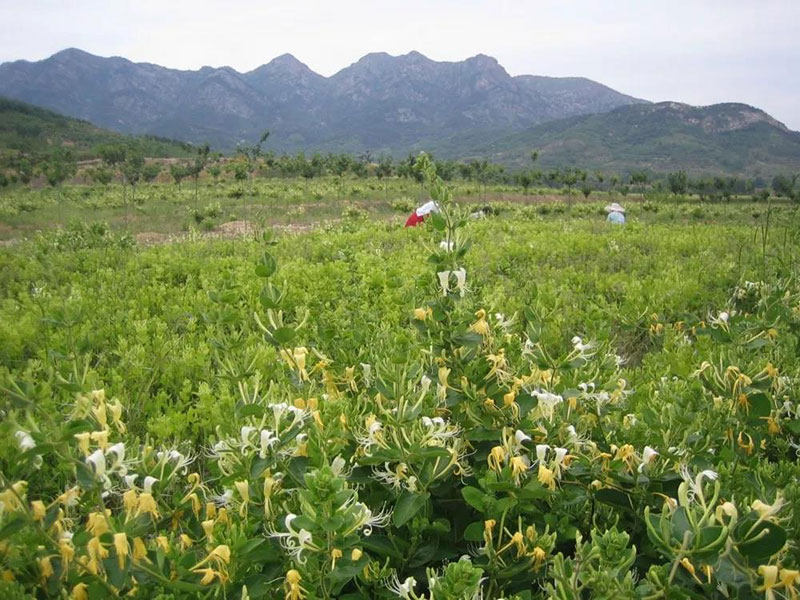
[362,535,403,559]
[747,393,771,420]
[461,486,486,512]
[464,521,485,542]
[736,516,786,563]
[595,488,632,511]
[393,491,430,526]
[255,252,277,278]
[430,213,446,231]
[0,516,26,541]
[271,327,296,345]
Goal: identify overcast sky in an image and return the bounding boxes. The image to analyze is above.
[2,0,799,129]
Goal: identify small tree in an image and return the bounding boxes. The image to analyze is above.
[41,147,77,191]
[98,143,128,201]
[142,163,162,183]
[188,144,210,202]
[516,172,533,195]
[88,166,114,186]
[120,144,145,203]
[170,163,189,186]
[667,171,688,197]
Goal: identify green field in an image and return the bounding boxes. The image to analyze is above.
[1,161,800,599]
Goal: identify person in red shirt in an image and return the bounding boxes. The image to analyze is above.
[405,200,439,227]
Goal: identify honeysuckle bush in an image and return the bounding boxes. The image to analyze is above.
[1,158,800,598]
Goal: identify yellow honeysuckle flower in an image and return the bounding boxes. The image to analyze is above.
[194,567,218,585]
[132,537,149,563]
[86,512,108,537]
[74,432,91,455]
[92,402,108,429]
[59,538,74,568]
[531,546,546,568]
[470,310,490,336]
[137,493,159,519]
[510,531,526,557]
[757,565,779,600]
[87,536,109,563]
[90,429,109,450]
[351,548,363,561]
[510,456,530,485]
[285,569,306,600]
[155,536,170,552]
[122,489,138,517]
[113,532,130,569]
[38,555,54,581]
[780,569,800,598]
[538,464,556,490]
[30,500,46,521]
[487,445,507,473]
[235,481,250,514]
[180,534,193,550]
[71,583,89,600]
[738,431,754,455]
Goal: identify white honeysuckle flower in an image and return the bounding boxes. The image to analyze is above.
[453,268,467,297]
[259,430,278,458]
[554,447,568,465]
[439,240,454,252]
[123,474,138,489]
[752,496,785,521]
[15,431,36,451]
[143,476,158,493]
[534,391,564,421]
[699,469,718,481]
[719,311,730,322]
[638,447,659,473]
[86,449,106,476]
[535,444,550,464]
[361,363,372,386]
[437,270,451,296]
[515,430,532,446]
[240,426,257,446]
[331,456,347,476]
[268,513,322,564]
[420,375,432,395]
[346,502,391,536]
[623,414,638,427]
[388,575,418,599]
[213,489,234,507]
[107,442,125,460]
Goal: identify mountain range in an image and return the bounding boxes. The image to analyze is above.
[0,48,643,153]
[0,48,799,175]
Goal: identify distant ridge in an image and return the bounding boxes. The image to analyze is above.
[0,48,644,152]
[456,101,800,176]
[0,95,194,159]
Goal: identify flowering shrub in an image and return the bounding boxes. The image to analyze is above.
[1,157,800,598]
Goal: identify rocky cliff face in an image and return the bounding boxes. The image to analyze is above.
[0,48,645,152]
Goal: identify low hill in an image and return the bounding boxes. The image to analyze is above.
[464,102,800,176]
[0,96,195,159]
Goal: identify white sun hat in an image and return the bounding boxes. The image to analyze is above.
[604,202,625,213]
[416,200,439,216]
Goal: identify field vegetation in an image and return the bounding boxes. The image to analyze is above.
[1,154,800,599]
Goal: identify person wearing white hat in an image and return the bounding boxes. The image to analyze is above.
[604,202,626,224]
[405,200,440,227]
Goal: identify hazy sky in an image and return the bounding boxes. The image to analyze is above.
[2,0,799,129]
